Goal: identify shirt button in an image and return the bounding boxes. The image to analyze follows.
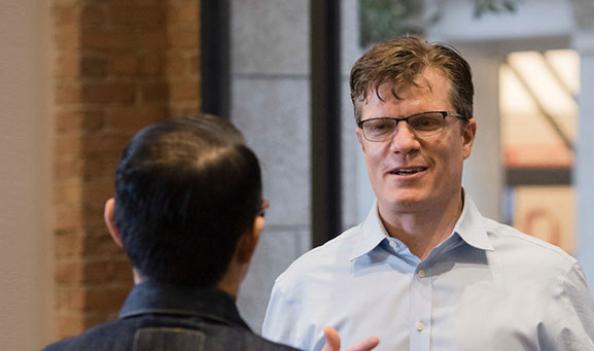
[416,321,425,332]
[417,270,426,278]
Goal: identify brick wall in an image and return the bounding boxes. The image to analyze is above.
[51,0,201,338]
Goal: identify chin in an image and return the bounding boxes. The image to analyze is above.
[382,191,430,212]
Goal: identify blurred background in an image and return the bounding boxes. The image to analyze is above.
[2,0,594,349]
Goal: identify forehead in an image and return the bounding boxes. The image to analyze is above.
[362,68,453,115]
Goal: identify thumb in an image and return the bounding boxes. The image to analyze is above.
[320,326,340,351]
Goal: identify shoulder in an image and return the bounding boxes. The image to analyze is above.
[483,217,578,278]
[42,319,134,351]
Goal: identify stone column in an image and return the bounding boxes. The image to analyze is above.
[458,45,504,221]
[230,0,311,331]
[573,31,594,287]
[571,0,594,288]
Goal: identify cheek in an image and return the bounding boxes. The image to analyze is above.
[364,146,386,170]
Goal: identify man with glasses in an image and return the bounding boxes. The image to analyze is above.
[262,36,594,350]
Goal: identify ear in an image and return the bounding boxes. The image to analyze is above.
[462,117,477,160]
[104,198,124,248]
[236,215,264,264]
[355,127,367,153]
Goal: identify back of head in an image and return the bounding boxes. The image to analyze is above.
[350,35,474,121]
[114,114,262,287]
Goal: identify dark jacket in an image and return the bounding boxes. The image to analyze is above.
[43,281,297,351]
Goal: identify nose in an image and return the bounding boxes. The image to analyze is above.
[388,121,420,154]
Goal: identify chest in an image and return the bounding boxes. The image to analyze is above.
[304,256,548,351]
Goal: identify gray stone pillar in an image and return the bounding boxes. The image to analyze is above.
[571,0,594,288]
[341,0,366,227]
[573,30,594,287]
[459,45,504,221]
[230,0,311,331]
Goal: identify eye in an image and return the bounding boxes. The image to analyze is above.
[366,119,394,134]
[409,113,444,131]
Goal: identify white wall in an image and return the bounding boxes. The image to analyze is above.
[0,0,54,348]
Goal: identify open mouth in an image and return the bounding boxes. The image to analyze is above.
[389,167,428,176]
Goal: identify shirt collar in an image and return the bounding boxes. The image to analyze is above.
[348,191,493,261]
[349,202,389,261]
[118,281,251,331]
[453,191,494,251]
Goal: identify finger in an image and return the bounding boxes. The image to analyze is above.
[320,326,340,351]
[346,336,380,351]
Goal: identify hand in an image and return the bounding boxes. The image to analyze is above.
[321,326,379,351]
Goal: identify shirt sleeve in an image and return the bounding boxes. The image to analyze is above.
[541,262,594,349]
[262,279,319,351]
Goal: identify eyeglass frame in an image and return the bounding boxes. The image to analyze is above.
[356,110,470,142]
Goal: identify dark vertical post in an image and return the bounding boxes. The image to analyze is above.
[200,0,230,118]
[311,1,342,247]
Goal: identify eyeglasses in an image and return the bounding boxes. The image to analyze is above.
[258,199,269,218]
[357,111,469,142]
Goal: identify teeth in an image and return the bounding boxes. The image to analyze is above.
[393,167,424,175]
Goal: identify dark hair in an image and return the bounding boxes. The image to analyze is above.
[114,114,262,287]
[350,35,474,121]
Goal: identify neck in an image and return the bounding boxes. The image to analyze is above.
[215,259,250,300]
[379,190,464,260]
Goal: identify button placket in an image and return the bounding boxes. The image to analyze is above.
[409,264,432,351]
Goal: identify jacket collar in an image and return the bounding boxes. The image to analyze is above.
[119,281,250,331]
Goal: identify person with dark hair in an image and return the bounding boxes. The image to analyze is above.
[263,36,594,350]
[43,115,379,351]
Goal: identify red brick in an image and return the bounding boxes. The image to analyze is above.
[82,132,131,155]
[52,3,80,24]
[81,56,108,78]
[56,286,85,310]
[52,0,202,337]
[55,134,82,158]
[80,4,106,30]
[54,205,84,232]
[83,233,119,256]
[169,100,201,116]
[55,230,85,257]
[54,24,81,50]
[82,154,119,179]
[55,259,84,284]
[140,81,169,103]
[139,54,165,77]
[81,204,107,225]
[104,104,166,132]
[168,1,199,24]
[83,284,131,311]
[56,311,86,338]
[81,82,137,104]
[167,26,199,50]
[165,53,187,77]
[83,257,131,284]
[55,108,105,135]
[81,177,115,209]
[187,51,200,75]
[110,53,139,76]
[168,78,200,102]
[55,82,82,105]
[55,157,84,183]
[55,54,81,78]
[55,179,83,207]
[110,4,166,29]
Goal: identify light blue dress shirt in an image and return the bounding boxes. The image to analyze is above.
[262,194,594,351]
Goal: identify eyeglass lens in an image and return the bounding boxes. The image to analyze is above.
[362,112,448,141]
